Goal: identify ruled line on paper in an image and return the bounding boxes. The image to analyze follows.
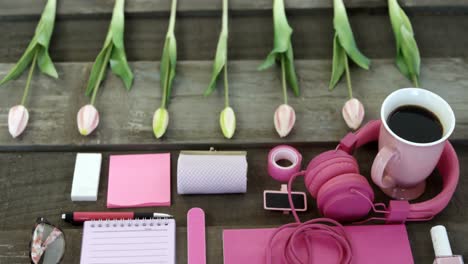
[92,235,167,239]
[91,248,168,252]
[91,255,168,258]
[89,262,168,264]
[92,229,168,233]
[90,242,167,246]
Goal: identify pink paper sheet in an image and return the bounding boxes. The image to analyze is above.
[107,153,171,208]
[223,224,414,264]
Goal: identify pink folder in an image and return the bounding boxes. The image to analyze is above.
[223,224,414,264]
[107,153,171,208]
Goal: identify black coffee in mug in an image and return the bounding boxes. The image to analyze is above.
[387,105,443,143]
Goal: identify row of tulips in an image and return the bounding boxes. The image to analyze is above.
[3,0,420,139]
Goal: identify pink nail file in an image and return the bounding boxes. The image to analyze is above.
[187,208,206,264]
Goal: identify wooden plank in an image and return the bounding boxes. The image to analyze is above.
[0,145,467,263]
[1,0,468,18]
[0,59,467,151]
[1,7,468,62]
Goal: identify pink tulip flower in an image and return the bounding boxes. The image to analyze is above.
[342,98,365,130]
[274,104,296,138]
[8,105,29,138]
[77,104,99,136]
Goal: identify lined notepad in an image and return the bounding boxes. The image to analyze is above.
[80,218,176,264]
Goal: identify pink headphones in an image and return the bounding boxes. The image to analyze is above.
[268,120,459,223]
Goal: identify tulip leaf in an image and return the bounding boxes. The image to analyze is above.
[110,45,133,90]
[35,0,56,48]
[205,0,229,97]
[329,34,346,90]
[395,50,410,78]
[107,0,133,90]
[329,0,370,92]
[270,0,293,56]
[110,0,125,50]
[205,32,227,96]
[284,44,299,96]
[0,45,38,85]
[333,0,370,69]
[259,0,300,96]
[37,47,58,79]
[259,0,292,70]
[160,34,177,105]
[0,0,57,85]
[159,0,178,107]
[85,0,133,98]
[400,26,420,76]
[258,52,278,71]
[388,0,420,86]
[86,44,113,96]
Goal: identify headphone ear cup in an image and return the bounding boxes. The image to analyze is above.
[304,150,359,198]
[316,173,375,222]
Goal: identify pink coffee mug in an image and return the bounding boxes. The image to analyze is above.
[371,88,455,200]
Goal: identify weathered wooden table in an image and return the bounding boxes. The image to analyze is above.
[0,1,467,263]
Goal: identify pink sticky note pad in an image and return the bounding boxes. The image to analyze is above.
[107,153,171,208]
[223,225,414,264]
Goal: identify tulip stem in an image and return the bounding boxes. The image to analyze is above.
[344,53,353,99]
[224,64,230,108]
[161,54,171,109]
[223,0,229,108]
[168,0,177,35]
[90,46,113,106]
[21,49,38,106]
[160,0,177,110]
[281,54,288,105]
[412,75,419,88]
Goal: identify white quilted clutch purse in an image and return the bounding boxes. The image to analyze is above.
[177,149,248,194]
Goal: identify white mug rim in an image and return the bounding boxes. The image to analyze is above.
[381,88,456,147]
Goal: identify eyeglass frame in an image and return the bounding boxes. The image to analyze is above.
[29,217,66,264]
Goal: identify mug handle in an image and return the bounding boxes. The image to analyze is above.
[371,147,398,188]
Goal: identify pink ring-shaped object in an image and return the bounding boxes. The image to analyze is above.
[268,145,303,182]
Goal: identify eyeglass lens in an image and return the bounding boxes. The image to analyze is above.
[31,222,65,264]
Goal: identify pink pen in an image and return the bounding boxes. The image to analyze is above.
[431,225,464,264]
[62,212,171,224]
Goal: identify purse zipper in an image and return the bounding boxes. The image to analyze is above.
[180,147,246,156]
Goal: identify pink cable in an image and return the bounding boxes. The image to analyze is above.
[265,172,353,264]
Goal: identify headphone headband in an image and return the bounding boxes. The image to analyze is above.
[338,120,381,154]
[407,142,459,220]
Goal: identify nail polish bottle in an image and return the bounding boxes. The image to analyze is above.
[431,225,464,264]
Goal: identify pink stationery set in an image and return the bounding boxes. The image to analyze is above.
[107,153,171,208]
[74,89,462,264]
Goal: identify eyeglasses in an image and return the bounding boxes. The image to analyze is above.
[30,218,65,264]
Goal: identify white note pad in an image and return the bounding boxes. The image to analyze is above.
[80,218,176,264]
[71,153,102,201]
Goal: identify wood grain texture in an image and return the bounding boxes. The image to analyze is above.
[0,59,467,151]
[1,4,468,62]
[1,0,468,18]
[0,145,466,263]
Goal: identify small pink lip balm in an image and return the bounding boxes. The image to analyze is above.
[431,225,464,264]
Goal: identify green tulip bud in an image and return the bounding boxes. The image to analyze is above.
[153,107,169,139]
[219,106,236,139]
